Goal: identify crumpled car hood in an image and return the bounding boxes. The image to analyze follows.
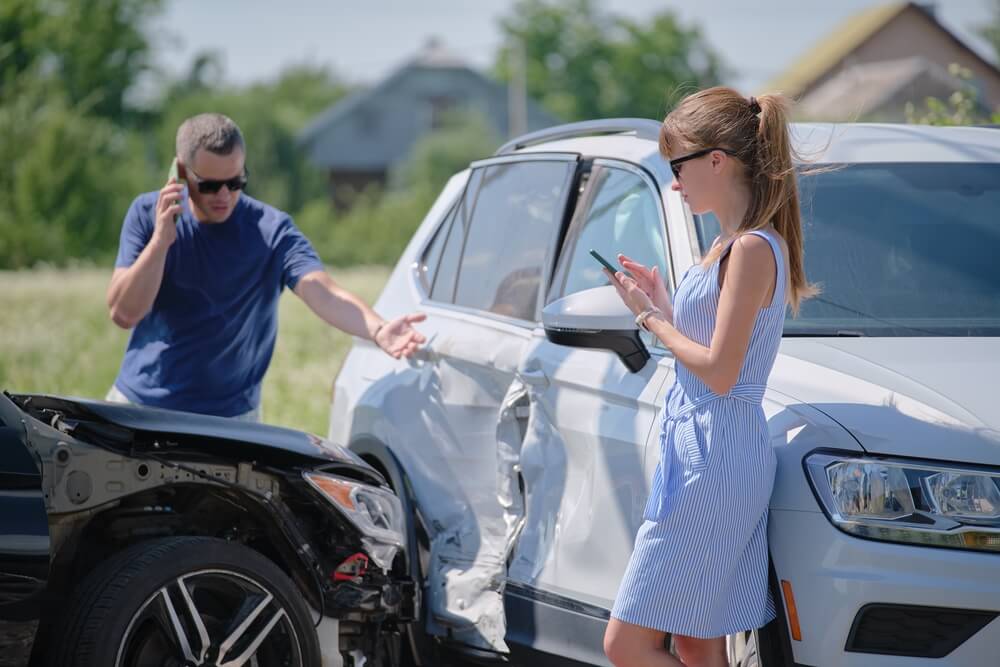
[773,338,1000,466]
[18,394,374,472]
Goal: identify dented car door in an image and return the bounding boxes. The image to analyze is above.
[503,161,676,662]
[403,155,578,652]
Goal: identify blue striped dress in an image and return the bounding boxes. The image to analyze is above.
[611,228,785,638]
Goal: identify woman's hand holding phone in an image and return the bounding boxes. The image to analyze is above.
[618,253,671,314]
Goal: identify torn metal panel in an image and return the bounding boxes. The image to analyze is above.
[508,342,671,608]
[505,370,565,585]
[496,376,528,556]
[343,319,531,652]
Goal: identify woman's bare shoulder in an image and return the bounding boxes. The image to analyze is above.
[730,232,774,263]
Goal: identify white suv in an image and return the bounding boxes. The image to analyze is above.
[329,120,1000,666]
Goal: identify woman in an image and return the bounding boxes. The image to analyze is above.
[603,87,816,667]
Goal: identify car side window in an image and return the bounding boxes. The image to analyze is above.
[419,203,456,292]
[693,212,721,257]
[430,170,483,303]
[552,165,669,300]
[452,160,574,321]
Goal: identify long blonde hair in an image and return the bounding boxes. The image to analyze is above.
[660,86,818,314]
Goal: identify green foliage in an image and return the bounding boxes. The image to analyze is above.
[495,0,725,121]
[0,0,163,124]
[905,63,1000,126]
[0,73,147,268]
[976,0,1000,64]
[296,186,438,267]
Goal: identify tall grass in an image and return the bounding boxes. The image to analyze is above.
[0,266,390,437]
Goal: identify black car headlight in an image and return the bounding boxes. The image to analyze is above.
[805,452,1000,553]
[303,471,404,569]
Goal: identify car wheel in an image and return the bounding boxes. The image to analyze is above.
[732,629,760,667]
[48,536,321,667]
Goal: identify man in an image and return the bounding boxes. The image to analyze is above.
[106,113,425,421]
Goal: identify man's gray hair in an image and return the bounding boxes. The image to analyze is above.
[175,113,245,165]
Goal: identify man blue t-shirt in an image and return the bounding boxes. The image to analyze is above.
[112,191,323,417]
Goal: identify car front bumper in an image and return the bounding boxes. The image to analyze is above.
[769,509,1000,666]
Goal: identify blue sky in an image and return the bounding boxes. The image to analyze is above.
[150,0,996,93]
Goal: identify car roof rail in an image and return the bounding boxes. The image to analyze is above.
[495,118,662,155]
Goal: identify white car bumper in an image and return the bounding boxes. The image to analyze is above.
[769,509,1000,666]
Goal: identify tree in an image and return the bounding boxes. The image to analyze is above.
[0,0,163,268]
[905,63,1000,126]
[494,0,726,121]
[0,73,147,268]
[0,0,163,125]
[976,0,1000,64]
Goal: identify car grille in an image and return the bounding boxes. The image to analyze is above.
[845,603,997,658]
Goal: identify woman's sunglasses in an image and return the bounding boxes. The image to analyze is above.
[188,166,249,194]
[669,147,737,180]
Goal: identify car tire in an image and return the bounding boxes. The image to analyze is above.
[47,536,321,667]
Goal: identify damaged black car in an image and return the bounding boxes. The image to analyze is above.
[0,391,415,667]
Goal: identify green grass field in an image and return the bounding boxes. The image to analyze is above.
[0,266,390,436]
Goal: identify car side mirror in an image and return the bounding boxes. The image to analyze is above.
[542,285,651,373]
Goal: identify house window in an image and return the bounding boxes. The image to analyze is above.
[427,95,456,129]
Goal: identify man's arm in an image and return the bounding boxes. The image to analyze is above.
[106,181,184,329]
[106,247,169,329]
[294,269,426,359]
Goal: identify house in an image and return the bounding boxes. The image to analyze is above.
[764,2,1000,121]
[298,39,558,206]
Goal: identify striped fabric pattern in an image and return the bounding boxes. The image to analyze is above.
[611,229,786,638]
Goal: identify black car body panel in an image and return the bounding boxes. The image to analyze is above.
[0,391,412,666]
[0,425,49,667]
[21,393,375,472]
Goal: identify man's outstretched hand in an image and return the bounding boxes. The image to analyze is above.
[374,313,428,359]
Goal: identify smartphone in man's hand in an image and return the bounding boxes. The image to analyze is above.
[167,158,183,224]
[168,157,181,184]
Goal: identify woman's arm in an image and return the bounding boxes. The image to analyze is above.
[617,254,674,323]
[621,234,776,395]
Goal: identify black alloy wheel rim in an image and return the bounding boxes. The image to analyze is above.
[114,569,304,667]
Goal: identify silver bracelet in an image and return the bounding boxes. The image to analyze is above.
[635,307,662,332]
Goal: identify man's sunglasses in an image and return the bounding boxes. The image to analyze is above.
[669,147,737,180]
[187,166,249,194]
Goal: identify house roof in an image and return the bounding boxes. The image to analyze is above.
[763,2,908,97]
[298,39,470,146]
[297,39,559,170]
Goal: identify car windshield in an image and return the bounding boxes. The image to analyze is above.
[693,162,1000,337]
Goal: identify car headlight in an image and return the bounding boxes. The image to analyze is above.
[303,471,404,569]
[805,452,1000,553]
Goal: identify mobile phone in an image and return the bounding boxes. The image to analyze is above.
[167,158,182,224]
[589,248,629,279]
